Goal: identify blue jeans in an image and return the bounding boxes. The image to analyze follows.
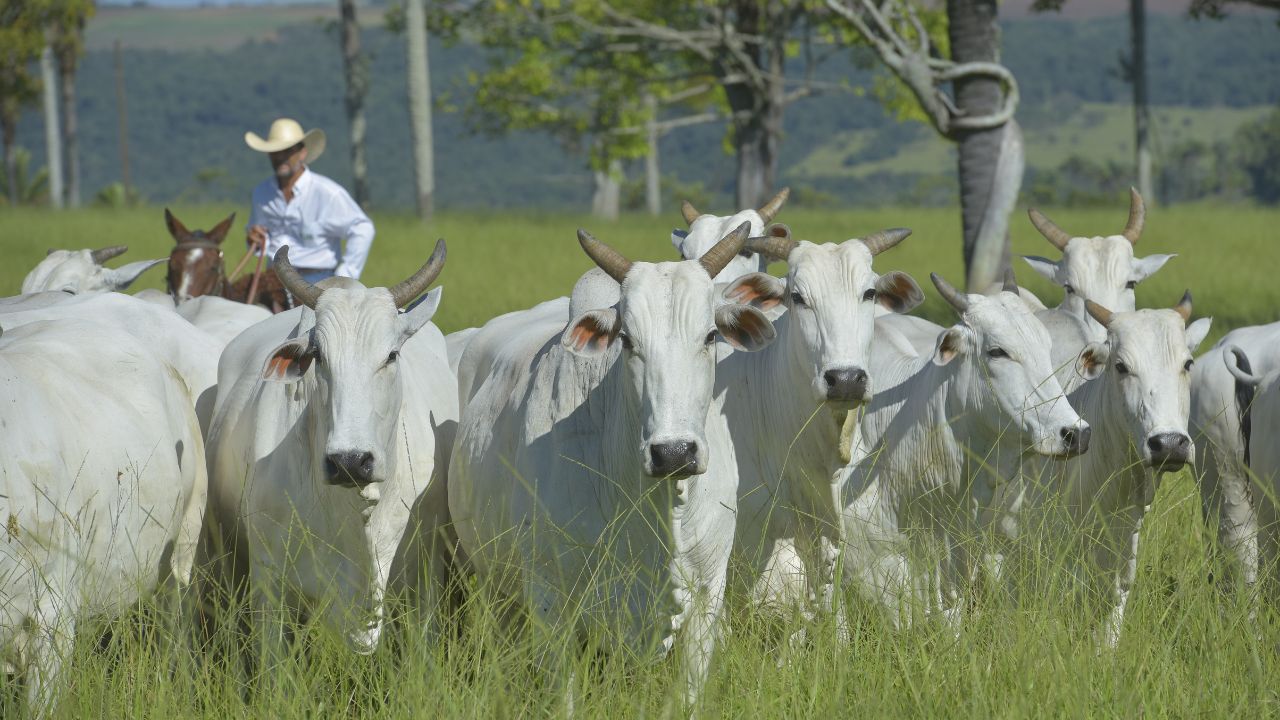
[298,268,336,284]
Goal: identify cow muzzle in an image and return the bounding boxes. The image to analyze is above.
[1145,432,1191,472]
[326,450,377,487]
[1059,423,1091,457]
[823,367,870,404]
[646,440,704,479]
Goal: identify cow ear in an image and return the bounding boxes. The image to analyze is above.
[398,287,443,343]
[1076,341,1109,381]
[1185,317,1212,353]
[932,327,968,366]
[670,229,689,258]
[1022,256,1060,282]
[563,309,619,357]
[723,272,785,311]
[1131,253,1175,281]
[875,271,924,313]
[716,304,776,352]
[207,212,237,245]
[103,258,165,291]
[263,338,314,382]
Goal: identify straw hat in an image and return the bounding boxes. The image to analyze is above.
[244,118,326,163]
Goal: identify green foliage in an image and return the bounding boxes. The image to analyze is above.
[1233,107,1280,203]
[0,0,45,133]
[93,181,142,208]
[0,146,48,205]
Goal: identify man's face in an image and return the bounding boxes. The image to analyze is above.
[268,143,307,180]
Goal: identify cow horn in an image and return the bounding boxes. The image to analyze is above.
[90,245,128,264]
[744,223,798,260]
[680,200,701,225]
[1173,289,1192,322]
[930,272,970,314]
[861,227,912,256]
[389,238,447,308]
[1122,187,1145,245]
[1028,208,1072,251]
[1003,267,1019,293]
[700,221,751,278]
[272,245,323,309]
[578,229,633,284]
[1084,299,1115,328]
[757,187,790,224]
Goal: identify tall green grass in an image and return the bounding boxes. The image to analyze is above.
[1,203,1278,717]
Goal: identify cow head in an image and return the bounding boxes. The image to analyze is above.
[262,241,446,488]
[1023,189,1175,342]
[722,224,923,407]
[564,222,776,479]
[670,187,790,282]
[164,208,235,303]
[1076,292,1211,473]
[21,245,164,295]
[931,272,1091,458]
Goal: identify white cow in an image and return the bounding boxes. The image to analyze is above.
[1010,295,1210,646]
[839,273,1090,626]
[20,245,163,296]
[449,224,775,709]
[0,317,206,715]
[1190,322,1280,593]
[172,294,272,348]
[709,225,925,620]
[202,243,457,665]
[672,187,789,283]
[1020,189,1175,386]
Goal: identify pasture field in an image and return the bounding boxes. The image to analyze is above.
[1,203,1279,717]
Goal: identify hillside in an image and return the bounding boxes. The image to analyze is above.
[10,7,1279,211]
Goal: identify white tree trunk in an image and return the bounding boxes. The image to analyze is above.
[591,160,621,220]
[645,93,660,216]
[41,39,63,210]
[1130,0,1154,202]
[405,0,434,219]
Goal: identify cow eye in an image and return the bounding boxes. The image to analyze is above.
[987,347,1009,359]
[862,288,877,302]
[1125,280,1137,290]
[1115,360,1130,374]
[386,350,399,365]
[1063,284,1075,294]
[620,333,634,350]
[790,291,806,307]
[704,331,717,346]
[1184,359,1194,372]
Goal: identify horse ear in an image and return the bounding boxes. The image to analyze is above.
[164,208,190,241]
[207,212,236,245]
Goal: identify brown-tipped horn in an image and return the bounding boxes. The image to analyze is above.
[272,245,323,309]
[1084,299,1115,328]
[1122,187,1145,245]
[860,227,912,256]
[90,245,128,264]
[577,229,633,284]
[756,187,791,224]
[699,221,751,278]
[1027,208,1072,251]
[680,200,701,225]
[930,272,970,314]
[743,223,798,261]
[1173,289,1192,322]
[389,238,447,308]
[1003,267,1018,293]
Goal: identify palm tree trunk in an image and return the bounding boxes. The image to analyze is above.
[40,37,62,210]
[339,0,369,207]
[947,0,1018,291]
[56,43,79,208]
[404,0,434,220]
[1130,0,1154,202]
[645,93,660,216]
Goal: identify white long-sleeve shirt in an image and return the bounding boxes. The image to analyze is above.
[246,168,374,279]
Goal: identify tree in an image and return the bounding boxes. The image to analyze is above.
[1189,0,1280,16]
[0,0,44,207]
[40,31,62,209]
[48,0,94,209]
[403,0,435,220]
[338,0,370,206]
[1234,108,1280,204]
[826,0,1021,291]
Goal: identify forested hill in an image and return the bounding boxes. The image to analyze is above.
[12,8,1279,210]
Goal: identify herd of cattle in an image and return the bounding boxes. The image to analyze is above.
[1,189,1276,713]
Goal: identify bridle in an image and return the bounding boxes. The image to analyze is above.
[167,236,227,298]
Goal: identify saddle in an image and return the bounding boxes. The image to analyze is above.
[224,272,295,314]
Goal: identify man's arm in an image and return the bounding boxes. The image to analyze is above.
[331,193,374,279]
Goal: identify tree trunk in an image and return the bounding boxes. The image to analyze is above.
[2,109,17,206]
[1130,0,1154,202]
[591,159,621,220]
[720,1,782,209]
[947,0,1017,291]
[645,93,660,216]
[339,0,369,207]
[405,0,434,220]
[57,43,79,208]
[40,38,63,210]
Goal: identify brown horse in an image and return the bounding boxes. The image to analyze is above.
[163,208,294,313]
